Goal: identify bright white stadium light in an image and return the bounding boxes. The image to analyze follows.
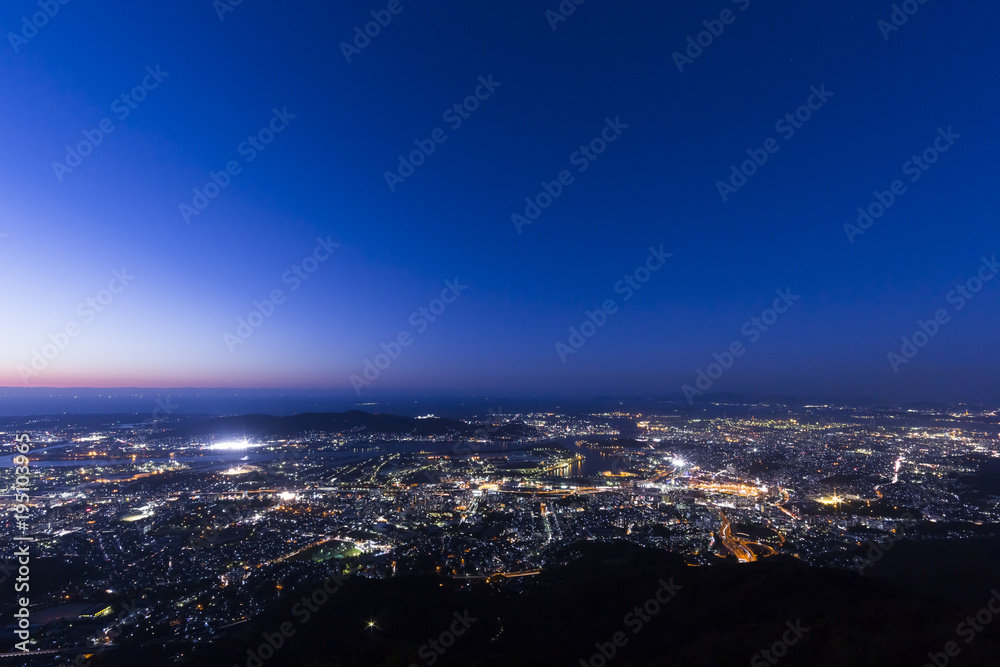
[205,440,260,450]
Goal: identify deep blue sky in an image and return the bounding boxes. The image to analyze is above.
[2,0,998,402]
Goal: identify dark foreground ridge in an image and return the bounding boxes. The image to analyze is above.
[97,541,1000,667]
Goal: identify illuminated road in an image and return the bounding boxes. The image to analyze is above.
[871,456,903,500]
[716,509,756,563]
[450,569,541,580]
[774,488,797,519]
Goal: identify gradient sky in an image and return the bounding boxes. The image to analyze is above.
[1,0,998,402]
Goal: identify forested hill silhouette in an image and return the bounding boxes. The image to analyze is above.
[106,540,1000,667]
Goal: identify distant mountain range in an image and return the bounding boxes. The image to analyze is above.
[153,410,540,441]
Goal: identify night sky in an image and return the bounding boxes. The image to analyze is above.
[2,0,998,402]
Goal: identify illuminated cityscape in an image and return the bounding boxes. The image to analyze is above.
[2,401,999,663]
[4,0,999,664]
